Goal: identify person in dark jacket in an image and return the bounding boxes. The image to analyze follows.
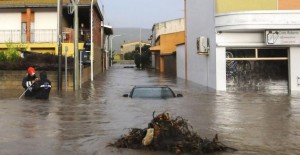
[22,67,40,97]
[35,71,51,99]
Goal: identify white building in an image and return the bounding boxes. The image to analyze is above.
[177,0,300,93]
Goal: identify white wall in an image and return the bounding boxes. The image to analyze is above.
[0,12,21,30]
[176,44,185,79]
[289,47,300,92]
[215,47,226,90]
[153,18,184,41]
[34,9,57,42]
[186,0,217,89]
[215,11,300,32]
[216,32,265,47]
[35,9,57,29]
[0,12,21,42]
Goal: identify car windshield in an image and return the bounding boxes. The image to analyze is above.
[131,87,175,98]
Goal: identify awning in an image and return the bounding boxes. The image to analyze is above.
[149,45,161,52]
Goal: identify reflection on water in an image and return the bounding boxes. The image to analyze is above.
[0,64,300,155]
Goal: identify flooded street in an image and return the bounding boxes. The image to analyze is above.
[0,64,300,155]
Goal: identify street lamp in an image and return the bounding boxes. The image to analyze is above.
[110,34,121,66]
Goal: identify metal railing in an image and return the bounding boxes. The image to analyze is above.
[30,29,57,43]
[0,29,91,44]
[0,30,23,43]
[0,29,57,43]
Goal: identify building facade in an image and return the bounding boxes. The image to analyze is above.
[0,0,105,89]
[150,18,185,73]
[179,0,300,92]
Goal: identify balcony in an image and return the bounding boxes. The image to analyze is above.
[0,29,90,44]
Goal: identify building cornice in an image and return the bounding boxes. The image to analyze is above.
[215,10,300,32]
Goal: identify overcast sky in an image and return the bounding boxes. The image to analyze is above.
[98,0,184,29]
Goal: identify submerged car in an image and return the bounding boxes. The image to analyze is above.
[123,85,183,99]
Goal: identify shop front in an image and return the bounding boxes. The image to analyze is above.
[215,11,300,92]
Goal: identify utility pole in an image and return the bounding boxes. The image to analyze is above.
[139,28,142,69]
[110,34,121,66]
[57,0,63,92]
[90,0,94,81]
[74,1,80,90]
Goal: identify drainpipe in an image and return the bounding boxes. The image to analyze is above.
[90,0,94,81]
[184,0,188,80]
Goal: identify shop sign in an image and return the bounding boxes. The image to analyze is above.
[266,30,300,45]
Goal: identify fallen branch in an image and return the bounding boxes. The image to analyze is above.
[108,112,237,154]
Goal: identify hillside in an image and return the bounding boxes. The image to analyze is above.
[111,28,152,52]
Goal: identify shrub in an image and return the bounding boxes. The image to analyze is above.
[0,43,25,63]
[0,50,6,61]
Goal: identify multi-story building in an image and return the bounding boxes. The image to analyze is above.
[150,18,185,75]
[178,0,300,92]
[0,0,106,88]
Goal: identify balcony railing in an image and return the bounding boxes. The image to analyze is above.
[0,29,57,43]
[0,29,91,44]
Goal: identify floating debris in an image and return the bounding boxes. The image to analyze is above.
[108,112,237,154]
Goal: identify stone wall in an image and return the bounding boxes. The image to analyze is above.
[0,67,91,90]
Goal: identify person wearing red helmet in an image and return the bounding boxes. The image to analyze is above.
[21,67,40,97]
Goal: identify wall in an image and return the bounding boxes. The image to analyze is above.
[176,44,185,79]
[278,0,300,10]
[0,12,21,42]
[92,9,103,75]
[186,0,217,89]
[152,18,184,42]
[160,31,185,54]
[289,47,300,91]
[33,8,57,43]
[0,12,20,30]
[216,0,300,14]
[215,0,277,13]
[0,67,92,90]
[0,70,73,90]
[34,9,57,29]
[215,47,226,90]
[216,32,265,46]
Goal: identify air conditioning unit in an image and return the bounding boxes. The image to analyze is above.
[196,36,209,55]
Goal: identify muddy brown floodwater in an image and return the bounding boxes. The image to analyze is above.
[0,64,299,155]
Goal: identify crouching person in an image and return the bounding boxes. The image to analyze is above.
[22,67,40,98]
[35,71,52,99]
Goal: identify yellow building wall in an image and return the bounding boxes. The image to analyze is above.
[278,0,300,9]
[215,0,277,13]
[114,54,122,61]
[160,31,185,54]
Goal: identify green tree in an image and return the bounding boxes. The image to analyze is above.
[124,51,135,60]
[133,44,151,69]
[123,44,151,69]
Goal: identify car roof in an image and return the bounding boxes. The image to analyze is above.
[133,85,171,88]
